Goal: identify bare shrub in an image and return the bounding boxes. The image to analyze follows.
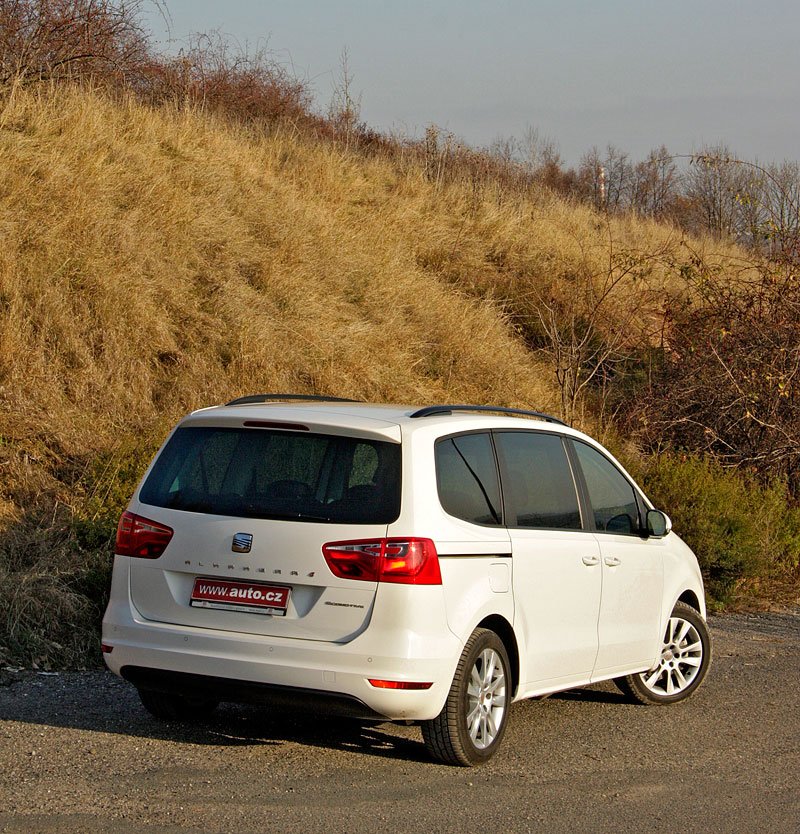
[635,255,800,495]
[521,234,676,426]
[143,31,314,128]
[327,46,362,150]
[0,0,151,86]
[0,2,318,132]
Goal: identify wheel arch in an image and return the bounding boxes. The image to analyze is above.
[676,588,702,614]
[476,614,519,697]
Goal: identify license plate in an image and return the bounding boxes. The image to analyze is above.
[190,577,290,616]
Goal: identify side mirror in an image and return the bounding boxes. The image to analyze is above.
[646,509,672,538]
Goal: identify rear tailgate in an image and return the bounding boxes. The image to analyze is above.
[129,510,385,642]
[126,415,402,643]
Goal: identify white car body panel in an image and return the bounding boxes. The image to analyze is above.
[127,503,386,642]
[510,528,603,690]
[591,532,665,677]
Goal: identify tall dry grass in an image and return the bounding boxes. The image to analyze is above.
[0,85,559,664]
[0,85,750,665]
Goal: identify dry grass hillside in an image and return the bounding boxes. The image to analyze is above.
[0,84,762,666]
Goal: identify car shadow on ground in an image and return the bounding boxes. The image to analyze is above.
[550,685,629,704]
[0,669,632,763]
[0,669,432,763]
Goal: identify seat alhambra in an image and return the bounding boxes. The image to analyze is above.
[102,396,711,765]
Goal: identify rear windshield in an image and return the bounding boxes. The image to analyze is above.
[139,427,401,524]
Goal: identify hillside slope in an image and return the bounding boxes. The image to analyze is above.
[0,86,746,665]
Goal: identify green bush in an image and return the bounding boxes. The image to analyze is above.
[638,454,800,606]
[0,440,157,669]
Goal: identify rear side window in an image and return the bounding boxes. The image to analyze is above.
[435,433,502,526]
[139,427,401,524]
[494,432,582,530]
[572,441,640,534]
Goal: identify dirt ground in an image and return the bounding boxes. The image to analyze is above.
[1,610,798,834]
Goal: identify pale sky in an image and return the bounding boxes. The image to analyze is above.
[144,0,800,166]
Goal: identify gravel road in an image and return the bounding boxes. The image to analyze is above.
[1,611,798,834]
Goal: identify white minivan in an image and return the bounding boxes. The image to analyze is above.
[102,396,711,765]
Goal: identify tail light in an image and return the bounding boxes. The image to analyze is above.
[322,538,441,585]
[116,511,174,558]
[368,679,433,690]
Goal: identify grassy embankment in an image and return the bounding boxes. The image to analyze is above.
[0,85,795,668]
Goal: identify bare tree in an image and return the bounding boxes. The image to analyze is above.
[519,124,561,177]
[577,144,635,213]
[487,133,519,166]
[577,146,605,210]
[757,160,800,262]
[684,144,750,237]
[603,145,634,211]
[630,146,678,219]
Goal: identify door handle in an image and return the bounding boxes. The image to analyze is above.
[604,556,621,567]
[582,555,600,566]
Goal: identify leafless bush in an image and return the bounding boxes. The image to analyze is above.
[634,253,800,495]
[526,237,671,426]
[413,124,558,200]
[143,31,314,127]
[0,2,318,131]
[0,0,151,86]
[327,46,363,150]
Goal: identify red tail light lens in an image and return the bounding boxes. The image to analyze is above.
[380,539,442,584]
[368,679,433,690]
[322,538,441,585]
[116,511,174,558]
[321,541,383,581]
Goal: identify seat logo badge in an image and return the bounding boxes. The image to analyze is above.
[232,533,253,553]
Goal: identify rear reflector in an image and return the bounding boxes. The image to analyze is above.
[368,679,433,690]
[115,511,174,558]
[101,643,113,654]
[322,538,441,584]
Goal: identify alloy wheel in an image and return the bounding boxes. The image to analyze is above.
[638,615,704,696]
[465,647,507,749]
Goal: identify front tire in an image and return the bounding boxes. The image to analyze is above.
[422,628,511,766]
[615,601,712,705]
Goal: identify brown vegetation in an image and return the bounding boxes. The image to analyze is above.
[0,2,797,667]
[0,85,562,665]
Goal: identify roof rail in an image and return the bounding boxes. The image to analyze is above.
[409,404,568,426]
[225,394,360,406]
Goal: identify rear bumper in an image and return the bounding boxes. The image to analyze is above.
[102,588,461,722]
[121,666,385,720]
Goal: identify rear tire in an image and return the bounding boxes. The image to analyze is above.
[137,688,219,722]
[615,601,712,705]
[422,628,511,766]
